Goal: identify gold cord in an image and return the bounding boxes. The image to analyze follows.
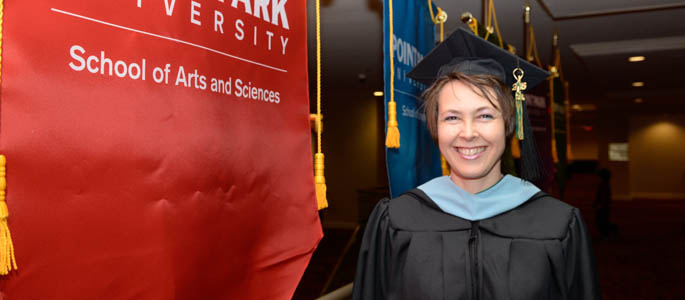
[385,0,400,148]
[314,0,327,209]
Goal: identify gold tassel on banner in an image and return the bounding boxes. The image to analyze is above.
[314,153,327,210]
[313,0,327,210]
[0,155,17,275]
[385,0,400,149]
[386,101,400,148]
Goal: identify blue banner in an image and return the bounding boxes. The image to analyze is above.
[384,0,442,198]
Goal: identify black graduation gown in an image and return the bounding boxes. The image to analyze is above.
[352,189,601,300]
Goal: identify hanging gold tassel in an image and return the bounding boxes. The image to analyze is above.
[0,155,17,275]
[314,153,327,210]
[515,98,524,139]
[385,0,400,149]
[385,101,400,148]
[312,114,327,210]
[512,68,527,140]
[313,0,328,210]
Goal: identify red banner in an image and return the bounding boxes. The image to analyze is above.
[0,1,321,299]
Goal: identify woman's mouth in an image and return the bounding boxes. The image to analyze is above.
[455,146,486,159]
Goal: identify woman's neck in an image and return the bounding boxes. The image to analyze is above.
[449,171,504,194]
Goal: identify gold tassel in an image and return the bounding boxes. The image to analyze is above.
[385,0,400,149]
[314,153,328,210]
[385,101,400,148]
[0,155,17,275]
[313,0,328,210]
[512,68,527,140]
[516,99,524,139]
[440,155,450,176]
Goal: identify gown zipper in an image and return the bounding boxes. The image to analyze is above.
[469,221,480,300]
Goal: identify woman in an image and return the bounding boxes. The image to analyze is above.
[352,28,600,300]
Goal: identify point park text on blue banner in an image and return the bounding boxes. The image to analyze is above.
[384,0,442,197]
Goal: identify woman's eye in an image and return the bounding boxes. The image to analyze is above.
[478,114,494,120]
[444,116,459,121]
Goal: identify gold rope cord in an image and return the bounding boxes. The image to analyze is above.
[314,0,328,210]
[385,0,400,148]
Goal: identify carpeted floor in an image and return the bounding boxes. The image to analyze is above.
[294,174,685,299]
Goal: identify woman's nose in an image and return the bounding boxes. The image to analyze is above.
[459,120,478,140]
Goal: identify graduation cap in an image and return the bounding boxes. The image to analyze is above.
[408,27,550,182]
[407,28,549,87]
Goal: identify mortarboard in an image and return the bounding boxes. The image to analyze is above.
[408,27,549,87]
[408,27,550,183]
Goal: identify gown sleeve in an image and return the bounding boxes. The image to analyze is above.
[352,198,391,300]
[563,208,602,299]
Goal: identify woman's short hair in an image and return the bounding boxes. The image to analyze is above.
[422,72,515,143]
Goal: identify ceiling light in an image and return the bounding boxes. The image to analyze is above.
[373,91,384,97]
[632,81,644,87]
[628,56,645,62]
[634,98,643,103]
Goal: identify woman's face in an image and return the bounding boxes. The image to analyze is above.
[437,80,506,184]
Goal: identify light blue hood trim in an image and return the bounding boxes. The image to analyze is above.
[417,175,541,221]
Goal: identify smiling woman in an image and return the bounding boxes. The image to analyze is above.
[436,79,507,193]
[352,28,601,300]
[422,71,514,193]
